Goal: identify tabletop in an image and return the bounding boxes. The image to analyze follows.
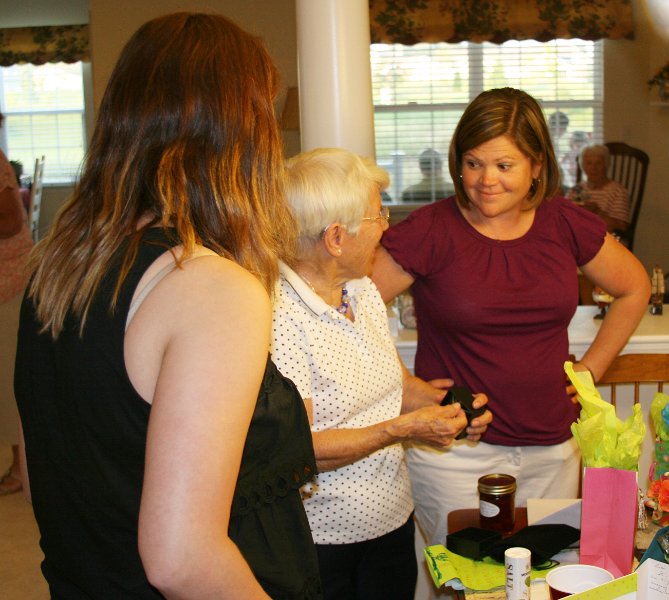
[443,508,541,599]
[445,508,660,599]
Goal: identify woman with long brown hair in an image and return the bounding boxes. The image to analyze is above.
[15,13,320,599]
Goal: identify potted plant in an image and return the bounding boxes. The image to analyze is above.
[648,60,669,102]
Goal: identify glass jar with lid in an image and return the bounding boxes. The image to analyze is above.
[478,473,516,534]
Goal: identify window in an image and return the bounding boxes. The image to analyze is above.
[0,61,86,185]
[371,39,602,202]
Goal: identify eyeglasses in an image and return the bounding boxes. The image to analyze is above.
[361,206,390,224]
[321,206,390,236]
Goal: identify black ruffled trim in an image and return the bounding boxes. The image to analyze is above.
[231,458,316,516]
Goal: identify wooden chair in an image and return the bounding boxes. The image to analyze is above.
[28,155,45,243]
[576,142,649,251]
[597,353,669,406]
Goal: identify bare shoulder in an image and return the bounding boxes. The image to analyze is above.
[165,254,271,334]
[125,251,272,403]
[129,245,271,334]
[178,252,268,298]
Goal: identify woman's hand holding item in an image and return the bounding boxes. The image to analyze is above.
[392,402,468,447]
[464,394,493,441]
[566,361,594,404]
[401,372,492,441]
[310,390,491,471]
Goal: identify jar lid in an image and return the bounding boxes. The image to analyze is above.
[478,473,516,495]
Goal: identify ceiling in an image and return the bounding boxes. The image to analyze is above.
[0,0,89,27]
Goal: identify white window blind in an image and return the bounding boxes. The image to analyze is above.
[0,62,86,185]
[371,39,602,202]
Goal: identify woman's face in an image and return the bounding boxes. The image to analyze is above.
[342,188,388,279]
[581,152,607,183]
[461,135,541,219]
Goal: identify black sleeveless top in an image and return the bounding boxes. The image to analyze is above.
[15,229,321,599]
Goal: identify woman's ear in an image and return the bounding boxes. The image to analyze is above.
[322,223,345,257]
[532,157,543,180]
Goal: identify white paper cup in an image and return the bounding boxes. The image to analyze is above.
[546,564,614,599]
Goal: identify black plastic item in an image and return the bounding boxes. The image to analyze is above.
[484,524,580,568]
[446,527,502,560]
[440,385,487,439]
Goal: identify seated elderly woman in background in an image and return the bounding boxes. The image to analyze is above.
[568,144,630,234]
[270,147,492,600]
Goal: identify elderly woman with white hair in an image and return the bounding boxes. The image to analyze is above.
[270,147,491,600]
[568,144,631,234]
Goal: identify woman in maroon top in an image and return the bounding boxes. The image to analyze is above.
[372,88,650,552]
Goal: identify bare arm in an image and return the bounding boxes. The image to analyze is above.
[310,373,492,471]
[371,246,415,303]
[126,256,271,599]
[307,354,491,471]
[578,234,651,381]
[309,397,467,472]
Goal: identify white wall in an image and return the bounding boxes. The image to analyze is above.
[87,0,297,112]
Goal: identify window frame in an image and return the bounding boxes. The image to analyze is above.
[0,60,91,186]
[372,39,604,205]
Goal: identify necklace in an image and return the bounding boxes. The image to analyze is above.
[297,271,349,314]
[297,271,317,294]
[337,287,350,314]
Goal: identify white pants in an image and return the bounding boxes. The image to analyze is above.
[406,438,581,546]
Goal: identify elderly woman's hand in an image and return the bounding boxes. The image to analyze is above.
[400,374,492,443]
[395,403,468,448]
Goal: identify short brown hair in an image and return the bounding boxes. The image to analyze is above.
[449,87,561,210]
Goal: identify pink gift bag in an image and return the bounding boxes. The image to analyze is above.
[580,467,638,578]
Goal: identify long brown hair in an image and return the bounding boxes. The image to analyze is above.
[29,12,294,337]
[449,87,561,210]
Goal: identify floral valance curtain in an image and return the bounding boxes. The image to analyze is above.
[369,0,634,45]
[0,25,89,67]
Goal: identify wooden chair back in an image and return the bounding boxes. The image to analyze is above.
[28,155,45,243]
[597,353,669,405]
[576,142,649,251]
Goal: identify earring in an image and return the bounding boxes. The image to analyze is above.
[337,249,342,255]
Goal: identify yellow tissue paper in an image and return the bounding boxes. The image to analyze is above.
[565,361,645,470]
[650,392,669,442]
